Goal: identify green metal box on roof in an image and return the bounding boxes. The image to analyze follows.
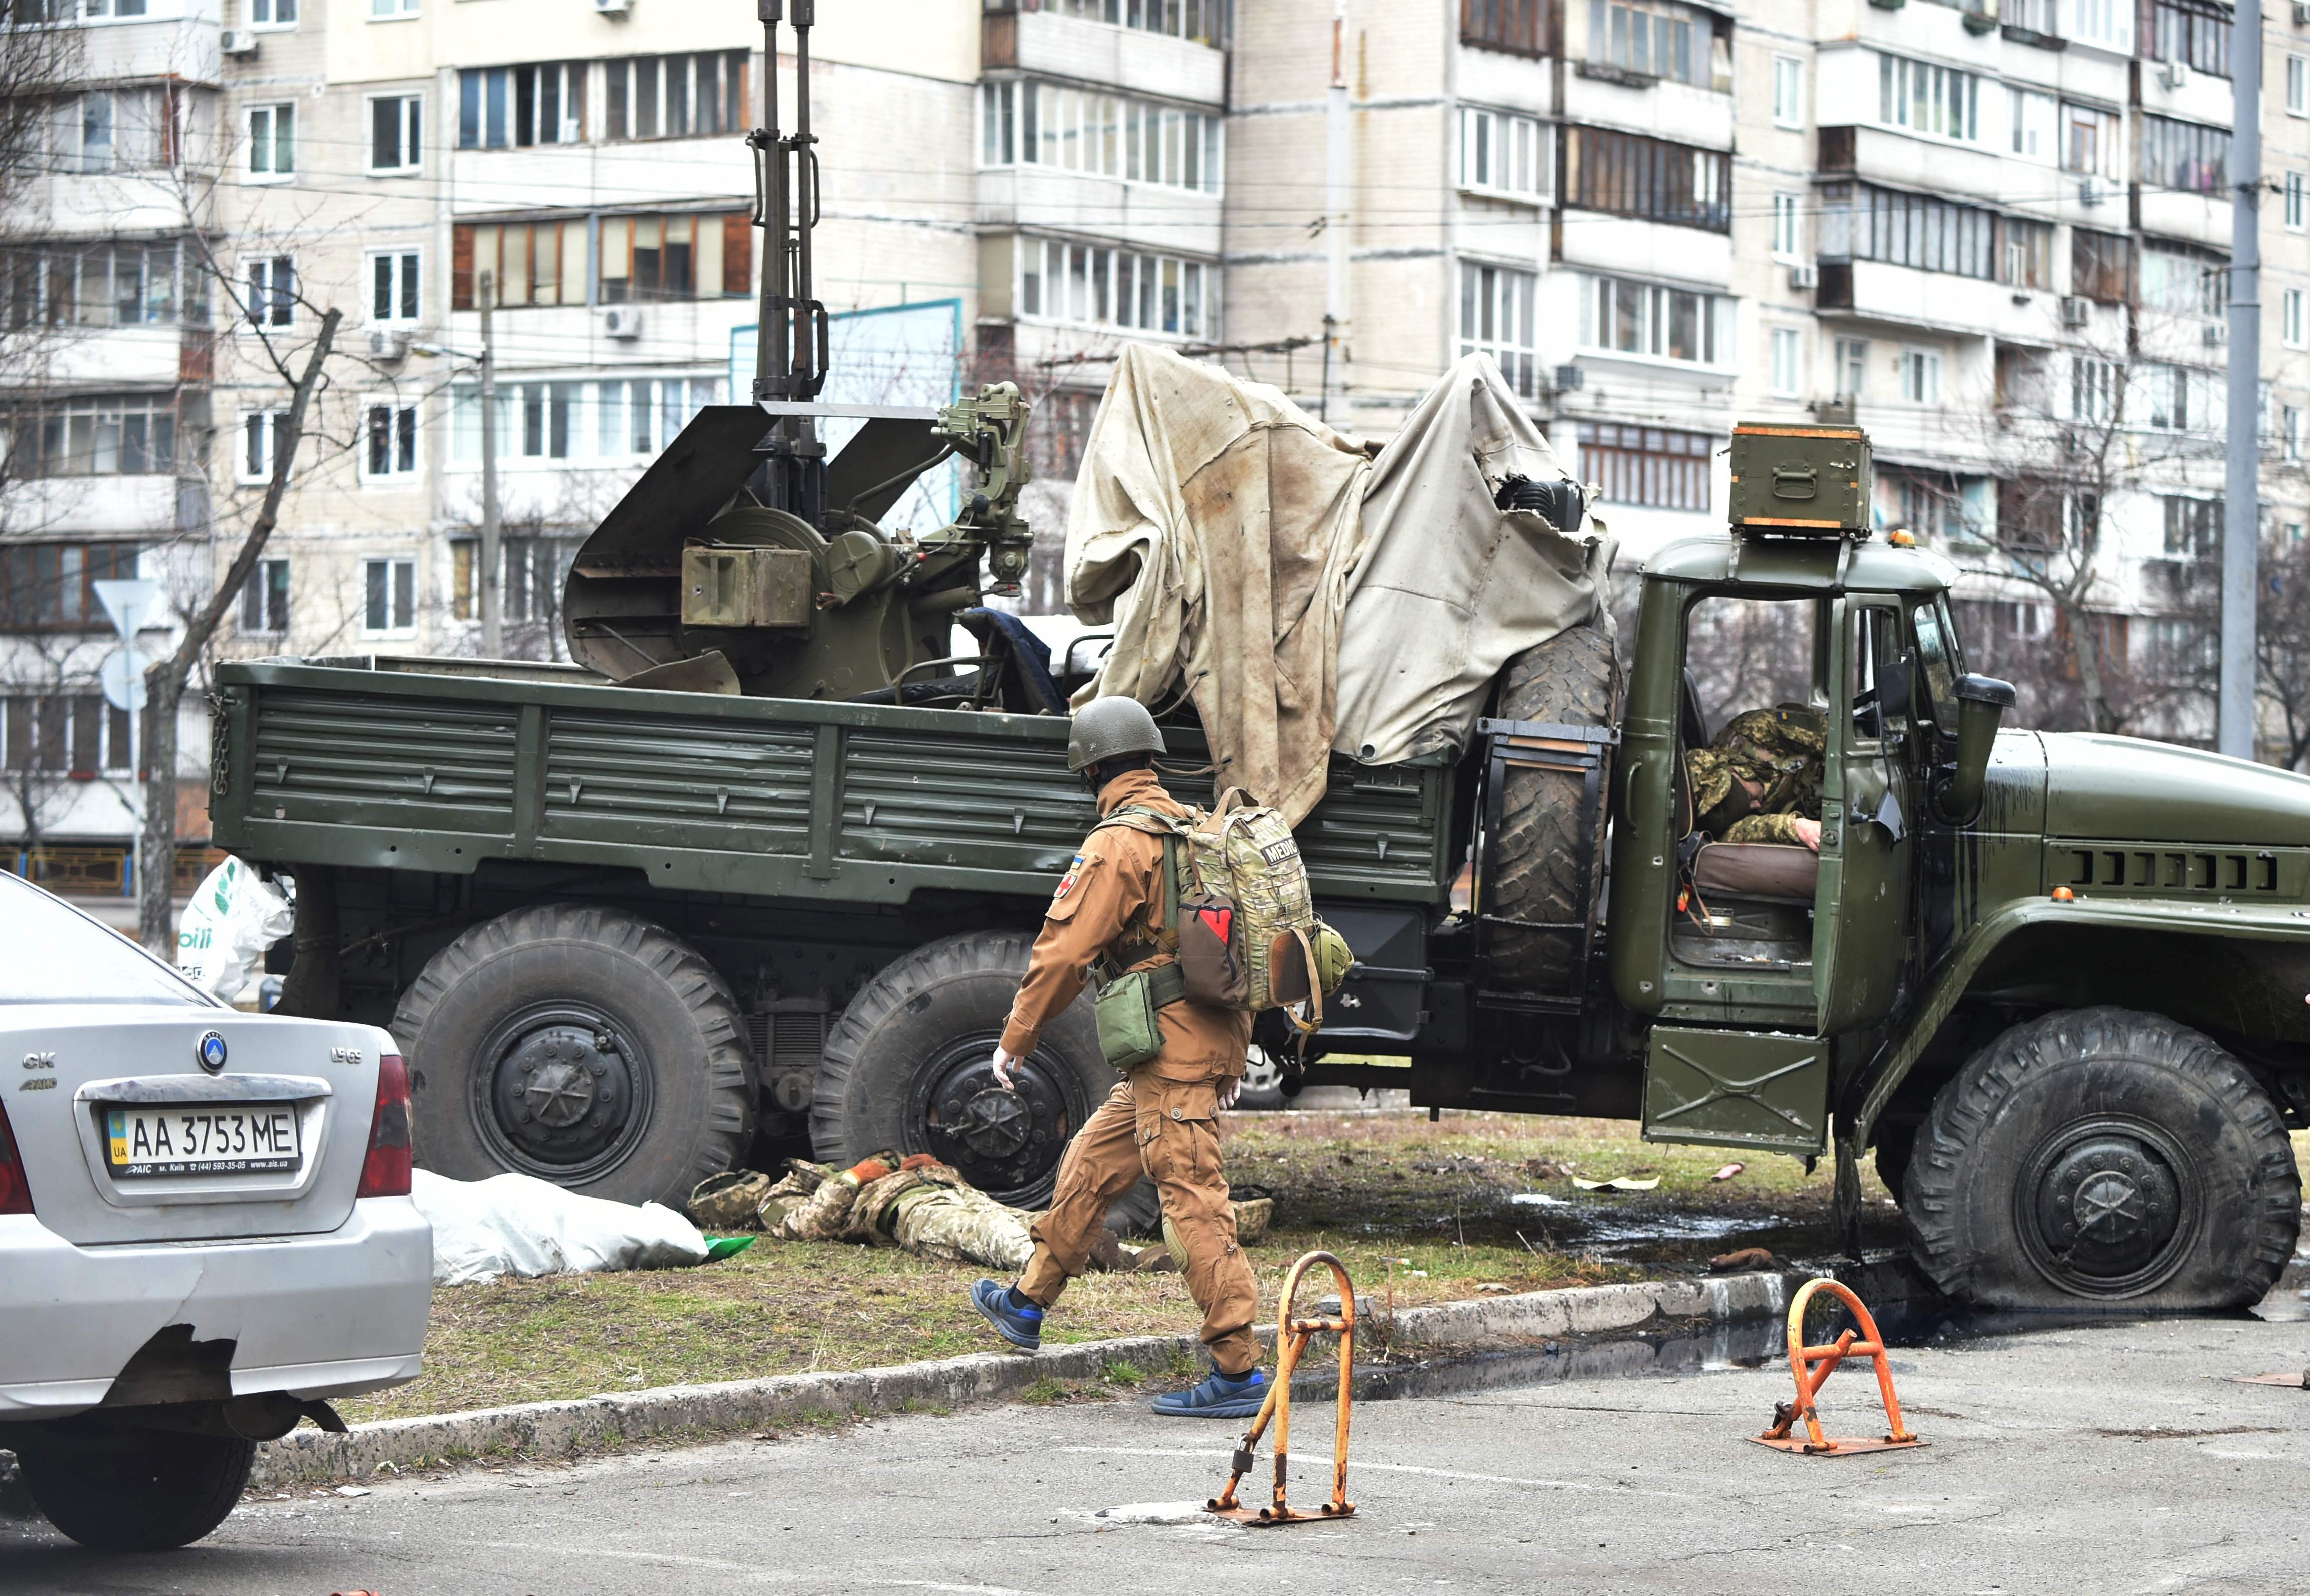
[1726,423,1873,536]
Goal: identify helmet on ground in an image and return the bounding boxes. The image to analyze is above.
[1067,696,1166,772]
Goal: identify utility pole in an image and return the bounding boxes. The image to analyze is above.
[1322,2,1349,424]
[2221,0,2264,760]
[478,269,503,660]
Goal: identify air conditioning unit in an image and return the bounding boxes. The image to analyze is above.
[220,28,258,56]
[366,328,411,362]
[593,0,632,13]
[1788,262,1820,290]
[2060,295,2091,328]
[1552,363,1586,392]
[599,305,644,340]
[2157,59,2187,89]
[2077,178,2106,207]
[2204,320,2228,346]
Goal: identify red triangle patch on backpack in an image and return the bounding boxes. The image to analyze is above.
[1197,905,1232,943]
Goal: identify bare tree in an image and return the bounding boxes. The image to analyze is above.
[2255,531,2310,771]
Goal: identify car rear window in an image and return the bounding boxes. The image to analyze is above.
[0,877,213,1006]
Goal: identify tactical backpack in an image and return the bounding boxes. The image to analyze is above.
[1096,789,1353,1039]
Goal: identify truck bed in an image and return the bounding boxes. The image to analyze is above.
[209,658,1457,909]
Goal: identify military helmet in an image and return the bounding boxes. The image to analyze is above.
[1067,696,1166,772]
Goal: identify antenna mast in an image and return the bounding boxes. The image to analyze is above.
[749,0,828,523]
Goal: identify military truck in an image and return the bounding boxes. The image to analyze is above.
[209,412,2310,1315]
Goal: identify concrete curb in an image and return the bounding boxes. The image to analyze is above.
[251,1269,1809,1488]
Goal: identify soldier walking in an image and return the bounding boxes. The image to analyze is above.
[968,698,1269,1419]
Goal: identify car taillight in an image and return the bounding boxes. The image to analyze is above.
[357,1053,413,1200]
[0,1098,33,1216]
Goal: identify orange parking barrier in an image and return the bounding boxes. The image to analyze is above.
[1208,1250,1357,1527]
[1751,1277,1925,1457]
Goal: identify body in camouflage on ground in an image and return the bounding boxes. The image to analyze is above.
[1685,705,1827,846]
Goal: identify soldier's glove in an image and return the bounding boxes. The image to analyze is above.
[990,1045,1020,1091]
[1216,1075,1242,1111]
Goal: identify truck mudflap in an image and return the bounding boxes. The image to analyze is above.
[1641,1027,1827,1158]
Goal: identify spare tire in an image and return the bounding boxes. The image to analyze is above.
[1486,619,1621,993]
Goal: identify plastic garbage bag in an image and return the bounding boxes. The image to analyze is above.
[410,1168,712,1285]
[175,855,294,1003]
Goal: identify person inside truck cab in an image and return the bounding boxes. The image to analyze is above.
[1683,705,1827,851]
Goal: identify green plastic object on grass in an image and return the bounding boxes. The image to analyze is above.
[705,1236,757,1263]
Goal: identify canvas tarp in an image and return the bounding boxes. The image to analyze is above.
[1333,355,1614,764]
[1066,348,1609,821]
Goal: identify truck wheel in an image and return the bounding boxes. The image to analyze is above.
[16,1429,253,1550]
[394,904,756,1208]
[816,931,1162,1235]
[1487,620,1619,993]
[1905,1007,2299,1311]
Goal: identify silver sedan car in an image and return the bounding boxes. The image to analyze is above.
[0,873,430,1550]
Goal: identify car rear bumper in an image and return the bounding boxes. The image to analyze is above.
[0,1198,432,1420]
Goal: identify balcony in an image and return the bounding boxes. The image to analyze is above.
[988,9,1225,106]
[2139,185,2229,252]
[81,15,221,87]
[977,168,1221,258]
[1559,70,1730,148]
[0,475,184,539]
[1815,258,2074,343]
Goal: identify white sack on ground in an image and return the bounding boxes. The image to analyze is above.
[175,855,295,1003]
[1066,343,1373,824]
[1332,355,1614,766]
[411,1168,710,1285]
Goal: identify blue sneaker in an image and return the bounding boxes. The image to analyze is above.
[970,1278,1043,1352]
[1150,1368,1269,1419]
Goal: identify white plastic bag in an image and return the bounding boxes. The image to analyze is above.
[175,855,294,1003]
[410,1168,711,1285]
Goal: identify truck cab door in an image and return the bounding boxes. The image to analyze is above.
[1813,595,1916,1034]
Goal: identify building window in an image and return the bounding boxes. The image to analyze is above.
[448,376,723,464]
[0,695,133,777]
[2071,228,2134,304]
[981,82,1222,195]
[1,240,203,330]
[9,398,176,478]
[1563,126,1729,232]
[240,410,286,483]
[0,542,142,631]
[363,402,418,479]
[1834,337,1868,400]
[368,249,420,324]
[363,559,416,635]
[1877,53,1980,143]
[1898,347,1941,405]
[1999,218,2054,289]
[1462,0,1543,56]
[2070,355,2123,423]
[2141,245,2228,316]
[504,536,580,625]
[2009,87,2055,162]
[2140,115,2229,195]
[2289,172,2308,232]
[1888,471,1985,546]
[1015,238,1216,339]
[247,102,295,180]
[368,94,422,173]
[1585,0,1713,88]
[2291,55,2310,115]
[2163,495,2220,557]
[244,254,294,328]
[2060,102,2122,181]
[1575,423,1711,511]
[2285,287,2307,349]
[370,0,419,17]
[1458,262,1538,398]
[1769,327,1801,395]
[250,0,296,25]
[1028,390,1101,479]
[1103,0,1214,43]
[72,87,177,174]
[604,52,749,142]
[1821,184,1996,280]
[2142,363,2210,431]
[2064,0,2132,50]
[1770,193,1800,260]
[240,557,290,636]
[459,63,589,148]
[1581,273,1726,365]
[1459,107,1548,202]
[1772,55,1803,128]
[2149,0,2231,78]
[597,213,752,305]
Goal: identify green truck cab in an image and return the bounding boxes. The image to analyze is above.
[211,421,2310,1312]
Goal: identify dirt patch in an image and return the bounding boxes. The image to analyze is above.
[344,1110,1889,1425]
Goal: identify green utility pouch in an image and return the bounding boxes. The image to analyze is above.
[1093,959,1188,1071]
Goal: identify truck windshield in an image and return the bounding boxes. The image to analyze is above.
[1911,600,1963,732]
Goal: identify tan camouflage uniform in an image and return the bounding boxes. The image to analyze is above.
[1684,705,1827,844]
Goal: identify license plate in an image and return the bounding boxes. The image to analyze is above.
[105,1104,302,1178]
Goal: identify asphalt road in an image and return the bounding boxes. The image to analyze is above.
[7,1311,2310,1594]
